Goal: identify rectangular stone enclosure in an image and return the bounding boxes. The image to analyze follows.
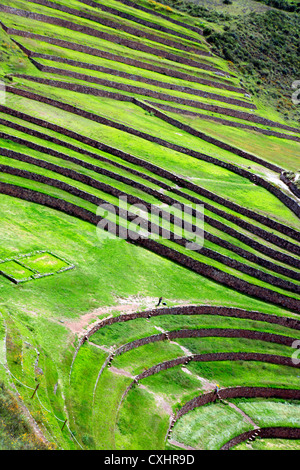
[0,251,75,283]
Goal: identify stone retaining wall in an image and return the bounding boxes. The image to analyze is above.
[177,386,300,420]
[221,426,300,450]
[27,0,209,55]
[108,0,204,36]
[6,84,300,223]
[34,59,253,109]
[10,34,239,91]
[1,148,299,294]
[134,99,280,171]
[0,5,221,73]
[77,0,204,44]
[84,305,300,341]
[2,92,299,249]
[120,356,300,408]
[0,180,299,313]
[151,102,300,142]
[2,131,298,276]
[147,102,300,135]
[105,327,296,365]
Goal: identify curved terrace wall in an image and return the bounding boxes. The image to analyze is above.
[82,305,300,341]
[176,386,300,420]
[221,426,300,450]
[118,355,300,413]
[71,304,300,367]
[91,328,297,382]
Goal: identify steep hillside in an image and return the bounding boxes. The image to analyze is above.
[0,0,299,451]
[153,0,300,123]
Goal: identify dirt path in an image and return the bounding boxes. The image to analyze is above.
[63,297,191,336]
[109,365,173,415]
[227,401,259,428]
[63,296,160,335]
[109,365,134,379]
[168,439,198,451]
[139,383,173,415]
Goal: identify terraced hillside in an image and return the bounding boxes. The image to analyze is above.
[0,0,299,451]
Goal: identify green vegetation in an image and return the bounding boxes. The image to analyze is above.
[152,0,300,123]
[0,381,50,450]
[0,251,74,283]
[234,438,300,450]
[172,402,252,450]
[0,0,299,452]
[231,398,300,427]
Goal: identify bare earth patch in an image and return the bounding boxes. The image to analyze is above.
[63,296,189,336]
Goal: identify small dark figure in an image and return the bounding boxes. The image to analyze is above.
[214,384,220,401]
[156,297,163,307]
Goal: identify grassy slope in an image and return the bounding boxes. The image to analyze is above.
[0,0,299,451]
[156,0,300,124]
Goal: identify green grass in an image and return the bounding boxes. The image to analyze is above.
[1,164,300,303]
[176,336,294,357]
[90,318,159,348]
[140,365,205,406]
[1,109,299,253]
[0,11,225,79]
[0,381,50,450]
[234,438,300,450]
[151,314,300,338]
[68,342,108,449]
[0,260,34,282]
[0,28,36,81]
[33,56,252,108]
[6,0,206,51]
[5,89,300,228]
[116,385,170,450]
[2,130,300,289]
[230,398,300,428]
[0,307,75,449]
[2,193,292,319]
[186,361,300,389]
[171,112,300,171]
[171,402,253,450]
[112,341,184,375]
[92,368,133,449]
[20,252,70,274]
[0,0,299,451]
[20,40,241,97]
